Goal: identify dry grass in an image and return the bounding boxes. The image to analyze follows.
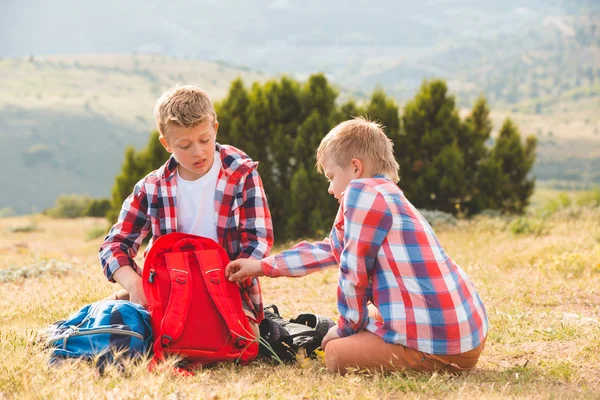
[1,207,600,399]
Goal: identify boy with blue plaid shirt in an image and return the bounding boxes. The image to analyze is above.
[226,117,488,374]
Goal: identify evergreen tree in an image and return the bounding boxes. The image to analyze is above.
[463,96,494,214]
[491,119,537,213]
[215,77,249,149]
[286,73,339,237]
[107,76,539,241]
[143,131,171,171]
[417,142,467,213]
[263,77,303,238]
[285,166,312,239]
[337,99,364,122]
[471,156,507,211]
[400,80,468,212]
[106,131,169,223]
[365,88,401,143]
[107,147,145,223]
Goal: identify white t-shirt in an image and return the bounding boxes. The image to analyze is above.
[175,152,221,241]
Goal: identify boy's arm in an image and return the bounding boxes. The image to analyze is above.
[336,182,393,338]
[261,237,338,277]
[99,179,151,282]
[235,168,273,322]
[237,169,274,260]
[226,237,337,281]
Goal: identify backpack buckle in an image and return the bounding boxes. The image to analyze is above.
[235,337,247,348]
[161,335,173,348]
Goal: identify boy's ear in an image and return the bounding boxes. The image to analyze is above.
[159,135,173,153]
[214,120,219,133]
[350,158,364,178]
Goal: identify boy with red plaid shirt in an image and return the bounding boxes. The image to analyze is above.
[226,117,488,374]
[100,85,274,328]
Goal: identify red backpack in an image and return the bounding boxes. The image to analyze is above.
[142,233,259,367]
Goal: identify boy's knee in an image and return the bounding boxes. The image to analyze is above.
[324,342,345,374]
[324,349,339,374]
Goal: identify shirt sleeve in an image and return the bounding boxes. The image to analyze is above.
[236,168,274,322]
[261,237,338,277]
[99,179,151,282]
[237,168,274,260]
[336,181,393,337]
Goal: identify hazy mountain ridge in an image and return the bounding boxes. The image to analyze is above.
[0,54,265,213]
[0,1,598,213]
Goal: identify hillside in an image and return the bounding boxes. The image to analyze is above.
[1,0,599,213]
[1,52,599,214]
[3,0,597,107]
[0,54,265,214]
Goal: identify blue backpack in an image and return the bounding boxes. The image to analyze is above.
[46,300,153,367]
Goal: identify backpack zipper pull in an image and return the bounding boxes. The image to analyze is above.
[148,269,156,283]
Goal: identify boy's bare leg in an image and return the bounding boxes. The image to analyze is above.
[324,330,485,375]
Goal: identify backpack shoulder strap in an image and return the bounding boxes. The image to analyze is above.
[160,251,193,347]
[192,249,254,342]
[148,250,193,363]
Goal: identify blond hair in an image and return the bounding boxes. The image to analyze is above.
[154,85,217,137]
[316,117,400,182]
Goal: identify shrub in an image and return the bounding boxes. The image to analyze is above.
[44,195,111,219]
[576,189,600,207]
[542,192,572,215]
[0,207,15,218]
[509,217,548,236]
[86,226,108,241]
[43,194,91,218]
[0,259,73,282]
[83,198,111,218]
[6,221,40,233]
[419,209,458,227]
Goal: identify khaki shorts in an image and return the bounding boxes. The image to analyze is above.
[242,307,261,339]
[325,330,486,375]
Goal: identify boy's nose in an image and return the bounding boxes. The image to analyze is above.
[328,183,334,195]
[192,143,203,157]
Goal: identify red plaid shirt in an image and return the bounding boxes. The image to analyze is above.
[261,177,488,355]
[100,143,274,320]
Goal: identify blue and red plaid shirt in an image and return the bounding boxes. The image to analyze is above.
[99,143,274,321]
[261,176,488,355]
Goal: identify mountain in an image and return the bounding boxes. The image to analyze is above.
[0,0,598,213]
[0,55,264,213]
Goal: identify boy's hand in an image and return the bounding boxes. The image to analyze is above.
[127,280,148,309]
[225,259,264,281]
[321,325,341,350]
[112,266,148,309]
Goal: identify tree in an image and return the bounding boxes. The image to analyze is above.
[462,96,494,214]
[417,142,467,213]
[216,77,249,147]
[106,131,169,223]
[107,76,538,241]
[490,119,537,213]
[336,99,364,122]
[399,80,468,211]
[365,88,401,143]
